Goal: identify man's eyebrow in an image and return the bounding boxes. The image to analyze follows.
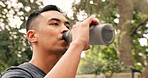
[48,18,60,22]
[48,18,70,25]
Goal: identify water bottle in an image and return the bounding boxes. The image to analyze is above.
[62,24,115,45]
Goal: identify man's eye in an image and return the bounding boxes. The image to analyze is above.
[66,26,70,29]
[65,24,70,29]
[53,23,59,25]
[50,23,59,25]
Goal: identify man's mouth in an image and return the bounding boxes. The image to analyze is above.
[58,34,64,40]
[58,34,68,43]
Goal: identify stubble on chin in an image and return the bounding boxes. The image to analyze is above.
[56,34,70,55]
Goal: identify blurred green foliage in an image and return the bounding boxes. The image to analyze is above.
[0,0,43,72]
[72,0,148,76]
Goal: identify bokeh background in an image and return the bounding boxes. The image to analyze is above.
[0,0,148,77]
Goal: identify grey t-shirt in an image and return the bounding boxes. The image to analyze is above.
[1,62,46,78]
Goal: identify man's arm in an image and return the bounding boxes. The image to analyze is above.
[44,42,84,78]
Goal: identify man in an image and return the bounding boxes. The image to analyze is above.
[1,5,100,78]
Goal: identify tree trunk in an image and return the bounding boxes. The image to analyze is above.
[143,65,148,78]
[116,0,134,67]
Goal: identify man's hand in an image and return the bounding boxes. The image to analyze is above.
[71,16,100,50]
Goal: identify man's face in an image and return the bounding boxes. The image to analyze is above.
[34,11,70,55]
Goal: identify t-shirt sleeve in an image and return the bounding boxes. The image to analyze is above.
[1,69,33,78]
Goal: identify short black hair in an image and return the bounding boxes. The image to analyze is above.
[25,5,61,32]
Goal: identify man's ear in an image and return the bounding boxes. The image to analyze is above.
[26,30,38,43]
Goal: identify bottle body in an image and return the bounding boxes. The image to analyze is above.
[62,24,115,45]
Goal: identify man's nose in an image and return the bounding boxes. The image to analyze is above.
[61,25,69,33]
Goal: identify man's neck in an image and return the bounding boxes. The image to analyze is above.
[29,52,62,74]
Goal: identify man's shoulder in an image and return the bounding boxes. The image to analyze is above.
[1,66,33,78]
[1,62,46,78]
[1,63,35,78]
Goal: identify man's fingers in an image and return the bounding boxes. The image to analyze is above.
[83,16,100,26]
